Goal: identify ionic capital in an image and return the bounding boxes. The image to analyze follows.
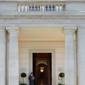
[6,27,20,34]
[63,27,77,34]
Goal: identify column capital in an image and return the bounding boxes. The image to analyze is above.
[6,27,20,34]
[63,27,77,34]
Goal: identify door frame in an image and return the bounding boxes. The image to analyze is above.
[33,53,52,85]
[29,49,55,85]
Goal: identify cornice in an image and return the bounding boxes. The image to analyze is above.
[0,1,85,3]
[1,11,85,19]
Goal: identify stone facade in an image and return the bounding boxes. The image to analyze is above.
[0,1,85,85]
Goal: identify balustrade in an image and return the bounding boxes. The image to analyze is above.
[18,2,65,12]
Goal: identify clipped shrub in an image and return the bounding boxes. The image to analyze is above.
[59,72,65,85]
[59,72,65,78]
[21,73,27,78]
[20,72,27,84]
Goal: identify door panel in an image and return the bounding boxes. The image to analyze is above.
[33,53,51,85]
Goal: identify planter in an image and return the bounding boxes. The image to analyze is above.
[20,83,27,85]
[58,83,65,85]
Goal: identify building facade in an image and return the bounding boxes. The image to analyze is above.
[0,0,85,85]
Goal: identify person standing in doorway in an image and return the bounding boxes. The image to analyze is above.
[29,72,35,85]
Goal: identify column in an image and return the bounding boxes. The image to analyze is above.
[0,27,6,85]
[77,27,85,85]
[63,27,77,85]
[6,27,19,85]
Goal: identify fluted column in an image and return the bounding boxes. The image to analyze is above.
[77,27,85,85]
[0,27,6,85]
[6,27,19,85]
[63,27,77,85]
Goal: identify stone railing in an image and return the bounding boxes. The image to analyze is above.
[18,2,65,12]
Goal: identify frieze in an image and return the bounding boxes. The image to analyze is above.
[0,20,85,24]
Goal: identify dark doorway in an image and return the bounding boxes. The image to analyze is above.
[33,53,52,85]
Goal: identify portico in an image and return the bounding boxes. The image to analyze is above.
[0,25,85,85]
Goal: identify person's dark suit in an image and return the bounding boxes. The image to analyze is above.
[29,75,34,85]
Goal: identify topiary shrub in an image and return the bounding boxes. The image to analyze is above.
[59,72,65,85]
[21,73,26,78]
[20,72,27,85]
[59,72,65,79]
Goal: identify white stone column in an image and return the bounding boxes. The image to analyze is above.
[77,27,85,85]
[0,27,6,85]
[63,27,77,85]
[6,27,19,85]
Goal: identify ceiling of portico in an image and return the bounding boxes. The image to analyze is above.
[18,27,65,41]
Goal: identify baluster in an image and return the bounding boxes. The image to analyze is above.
[62,4,64,11]
[28,4,29,11]
[42,5,45,11]
[25,4,28,11]
[55,4,58,11]
[49,4,50,11]
[51,4,53,11]
[30,4,32,11]
[53,4,55,11]
[37,5,39,11]
[59,4,62,11]
[63,4,65,11]
[18,4,20,12]
[20,4,22,11]
[36,4,38,11]
[36,5,38,11]
[44,5,45,11]
[32,4,33,11]
[35,4,37,11]
[34,4,35,11]
[48,5,49,11]
[44,4,48,11]
[40,4,42,11]
[22,4,24,11]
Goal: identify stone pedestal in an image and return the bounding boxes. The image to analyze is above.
[63,27,76,85]
[7,27,19,85]
[0,27,6,85]
[77,27,85,85]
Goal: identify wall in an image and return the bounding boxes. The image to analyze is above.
[19,41,65,85]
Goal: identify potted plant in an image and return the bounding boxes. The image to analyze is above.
[20,72,27,85]
[58,72,65,85]
[58,84,65,85]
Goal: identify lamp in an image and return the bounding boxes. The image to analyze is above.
[40,67,44,72]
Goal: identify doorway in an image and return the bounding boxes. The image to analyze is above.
[33,53,52,85]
